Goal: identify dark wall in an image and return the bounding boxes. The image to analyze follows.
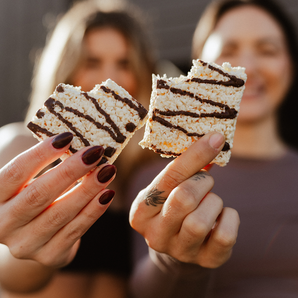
[0,0,297,128]
[0,0,70,127]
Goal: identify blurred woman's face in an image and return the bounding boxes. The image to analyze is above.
[72,27,137,96]
[201,6,292,124]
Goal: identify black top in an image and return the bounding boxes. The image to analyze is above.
[61,209,133,277]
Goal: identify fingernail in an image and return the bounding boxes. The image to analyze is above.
[52,132,73,149]
[99,190,115,205]
[82,146,104,165]
[209,133,224,150]
[97,165,117,183]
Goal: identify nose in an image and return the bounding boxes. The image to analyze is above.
[236,50,258,77]
[100,65,119,84]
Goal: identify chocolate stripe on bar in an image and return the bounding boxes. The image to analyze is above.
[27,122,54,139]
[152,114,230,151]
[157,80,237,119]
[63,104,124,143]
[100,86,148,120]
[155,108,236,120]
[189,60,245,87]
[151,146,181,157]
[83,93,126,143]
[104,146,116,157]
[44,98,90,147]
[27,122,77,153]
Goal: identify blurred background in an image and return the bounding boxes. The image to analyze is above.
[0,0,297,128]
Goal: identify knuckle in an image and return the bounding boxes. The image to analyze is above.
[47,210,67,228]
[57,162,78,183]
[2,161,25,185]
[65,226,84,242]
[79,182,95,200]
[34,147,47,164]
[213,230,237,249]
[187,220,210,239]
[227,207,241,225]
[163,167,185,190]
[36,253,58,268]
[23,184,47,209]
[208,193,224,209]
[144,231,167,253]
[9,243,31,260]
[172,185,197,210]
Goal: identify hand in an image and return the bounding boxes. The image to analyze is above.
[130,132,240,268]
[0,132,116,269]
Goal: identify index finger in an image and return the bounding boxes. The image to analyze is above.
[130,132,225,219]
[0,133,73,202]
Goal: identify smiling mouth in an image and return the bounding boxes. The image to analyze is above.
[243,85,264,99]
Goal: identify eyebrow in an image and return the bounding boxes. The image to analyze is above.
[223,36,285,48]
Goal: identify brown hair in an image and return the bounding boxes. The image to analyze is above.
[26,0,159,205]
[26,0,155,123]
[192,0,298,150]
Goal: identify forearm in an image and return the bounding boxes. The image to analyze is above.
[0,244,56,293]
[130,247,211,298]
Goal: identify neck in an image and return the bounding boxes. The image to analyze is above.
[231,115,287,159]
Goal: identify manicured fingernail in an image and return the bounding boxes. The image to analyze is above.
[209,133,224,150]
[97,165,117,183]
[82,146,104,165]
[99,190,115,205]
[52,132,73,149]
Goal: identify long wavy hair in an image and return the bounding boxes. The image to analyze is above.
[26,0,158,203]
[192,0,298,150]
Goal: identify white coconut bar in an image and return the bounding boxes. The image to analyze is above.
[28,79,148,164]
[139,59,247,166]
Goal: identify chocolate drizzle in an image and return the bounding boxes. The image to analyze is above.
[27,122,54,139]
[157,80,237,119]
[125,122,137,132]
[152,143,229,155]
[100,86,148,120]
[189,60,245,87]
[154,71,239,152]
[104,146,116,157]
[44,97,91,147]
[152,109,230,152]
[82,93,126,143]
[36,109,45,119]
[56,84,65,93]
[27,121,77,153]
[28,84,147,158]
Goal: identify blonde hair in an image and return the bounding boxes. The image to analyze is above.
[26,0,155,122]
[26,0,158,201]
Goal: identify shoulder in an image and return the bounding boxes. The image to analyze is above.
[0,122,38,168]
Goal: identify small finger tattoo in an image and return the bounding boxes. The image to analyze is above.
[145,188,167,207]
[191,171,211,181]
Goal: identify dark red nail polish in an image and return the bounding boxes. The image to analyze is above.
[82,146,104,165]
[52,132,73,149]
[97,165,117,183]
[99,190,115,205]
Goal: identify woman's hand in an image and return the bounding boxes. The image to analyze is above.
[130,132,240,268]
[0,132,116,269]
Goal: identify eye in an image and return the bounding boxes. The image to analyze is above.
[117,58,131,70]
[85,57,102,69]
[257,39,283,57]
[258,45,278,56]
[220,44,238,59]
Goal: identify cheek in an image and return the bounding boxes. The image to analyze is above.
[71,69,96,91]
[265,57,292,108]
[117,71,138,97]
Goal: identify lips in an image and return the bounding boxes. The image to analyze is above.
[242,82,264,100]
